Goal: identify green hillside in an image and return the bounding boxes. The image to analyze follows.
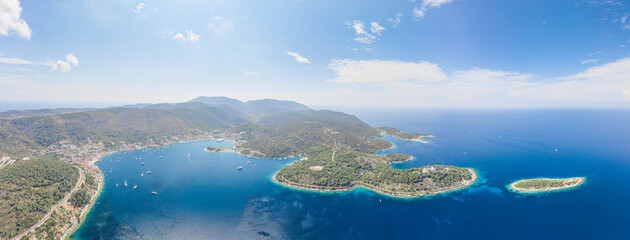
[0,156,79,239]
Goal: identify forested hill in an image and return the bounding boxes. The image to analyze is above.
[0,97,311,158]
[0,96,475,201]
[222,104,476,197]
[0,156,79,239]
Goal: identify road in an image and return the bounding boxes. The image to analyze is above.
[326,131,339,162]
[11,167,84,240]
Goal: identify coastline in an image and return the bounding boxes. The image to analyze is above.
[377,142,397,153]
[507,177,587,194]
[380,132,434,144]
[271,168,478,199]
[64,134,478,235]
[63,165,104,240]
[64,137,222,237]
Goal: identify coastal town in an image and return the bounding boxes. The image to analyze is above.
[4,132,217,240]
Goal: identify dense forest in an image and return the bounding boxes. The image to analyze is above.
[0,156,79,239]
[69,187,90,208]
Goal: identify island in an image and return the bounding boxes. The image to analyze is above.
[377,127,434,143]
[217,110,477,198]
[205,146,234,152]
[508,177,586,193]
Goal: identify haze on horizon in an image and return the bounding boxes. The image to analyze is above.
[1,0,630,108]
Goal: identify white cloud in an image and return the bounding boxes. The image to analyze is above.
[327,59,447,84]
[345,20,385,45]
[326,58,630,107]
[51,54,79,73]
[387,13,402,28]
[286,52,311,64]
[452,68,533,84]
[171,30,200,42]
[0,53,78,73]
[355,36,375,45]
[0,56,43,65]
[370,22,385,35]
[587,49,605,56]
[567,58,630,82]
[354,36,375,45]
[208,16,233,35]
[581,59,597,64]
[413,0,455,20]
[412,6,425,20]
[51,60,71,73]
[0,0,32,40]
[132,2,146,15]
[243,71,259,77]
[65,54,78,67]
[349,20,367,35]
[422,0,456,8]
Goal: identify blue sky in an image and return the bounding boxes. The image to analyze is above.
[1,0,629,107]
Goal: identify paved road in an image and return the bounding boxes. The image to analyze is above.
[11,167,84,240]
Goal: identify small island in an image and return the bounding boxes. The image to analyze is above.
[205,146,234,153]
[508,177,586,194]
[378,127,434,143]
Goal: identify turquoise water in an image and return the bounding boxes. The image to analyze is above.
[74,109,630,239]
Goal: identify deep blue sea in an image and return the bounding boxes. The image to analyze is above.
[73,109,630,239]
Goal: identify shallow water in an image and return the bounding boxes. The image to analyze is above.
[74,109,630,239]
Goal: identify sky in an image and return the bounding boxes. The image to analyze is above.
[1,0,630,108]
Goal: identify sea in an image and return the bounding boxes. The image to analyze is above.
[72,109,630,239]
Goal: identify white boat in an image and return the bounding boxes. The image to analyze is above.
[217,138,224,142]
[132,185,137,190]
[124,180,128,187]
[146,170,152,174]
[237,166,243,170]
[151,191,158,195]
